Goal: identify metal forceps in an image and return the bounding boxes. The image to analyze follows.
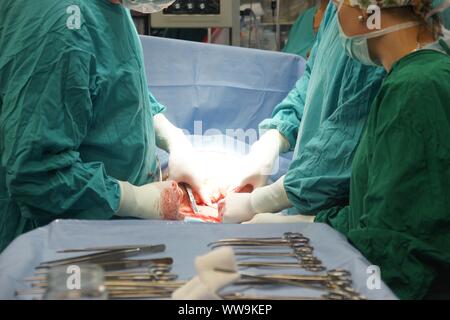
[26,265,179,291]
[104,266,178,282]
[38,244,166,269]
[234,246,314,257]
[233,247,319,266]
[240,269,353,289]
[237,260,326,272]
[216,268,363,300]
[105,280,187,300]
[209,233,324,271]
[33,258,174,274]
[222,292,364,301]
[57,244,154,254]
[208,233,311,249]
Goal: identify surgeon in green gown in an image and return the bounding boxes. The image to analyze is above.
[282,5,318,58]
[220,1,386,222]
[0,0,209,251]
[283,0,329,58]
[434,0,450,29]
[313,0,450,299]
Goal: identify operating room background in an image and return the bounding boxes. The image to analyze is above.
[131,0,319,52]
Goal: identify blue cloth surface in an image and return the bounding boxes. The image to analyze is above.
[140,36,306,138]
[0,220,397,300]
[142,36,304,180]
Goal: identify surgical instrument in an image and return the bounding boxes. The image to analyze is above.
[184,184,199,214]
[57,244,154,253]
[27,269,178,284]
[222,292,364,301]
[216,268,364,300]
[237,261,326,272]
[208,232,310,246]
[234,248,314,257]
[16,280,187,300]
[209,233,325,272]
[33,258,173,275]
[208,233,312,250]
[93,258,173,272]
[21,264,184,300]
[38,244,166,268]
[234,269,352,287]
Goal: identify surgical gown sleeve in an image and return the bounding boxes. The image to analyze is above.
[259,34,320,150]
[3,50,120,221]
[313,206,349,235]
[316,61,450,299]
[149,91,166,116]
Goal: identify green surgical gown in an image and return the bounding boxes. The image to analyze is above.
[282,6,318,59]
[433,0,450,29]
[315,48,450,299]
[0,0,165,251]
[260,3,386,213]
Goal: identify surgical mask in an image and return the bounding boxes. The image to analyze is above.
[121,0,175,13]
[336,5,420,66]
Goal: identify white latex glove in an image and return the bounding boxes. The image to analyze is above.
[228,129,289,192]
[218,193,255,224]
[168,148,213,204]
[243,213,316,224]
[116,180,184,220]
[153,114,211,204]
[219,176,293,224]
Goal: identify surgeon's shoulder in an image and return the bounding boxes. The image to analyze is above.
[10,0,97,47]
[387,51,449,99]
[379,50,450,126]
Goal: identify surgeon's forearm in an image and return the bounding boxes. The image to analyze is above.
[153,114,192,153]
[8,161,120,220]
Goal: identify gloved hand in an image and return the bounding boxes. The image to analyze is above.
[242,213,316,224]
[154,114,212,204]
[218,193,255,224]
[168,147,213,204]
[219,176,293,223]
[228,129,289,193]
[116,180,184,220]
